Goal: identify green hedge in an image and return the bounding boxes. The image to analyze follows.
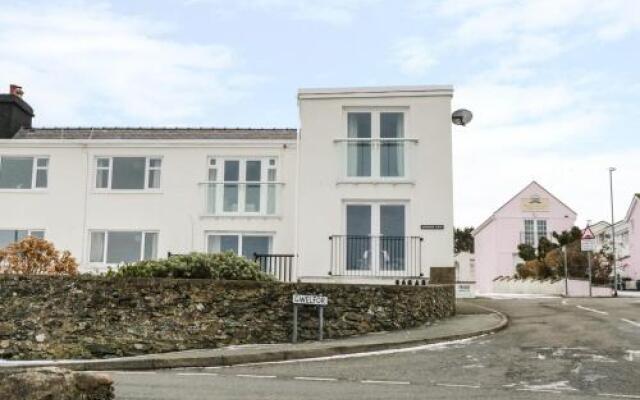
[105,252,273,281]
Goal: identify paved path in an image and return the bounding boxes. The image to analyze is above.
[112,297,640,399]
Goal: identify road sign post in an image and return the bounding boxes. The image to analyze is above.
[581,225,596,298]
[292,294,328,343]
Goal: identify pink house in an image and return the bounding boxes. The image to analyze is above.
[623,194,640,282]
[473,181,577,294]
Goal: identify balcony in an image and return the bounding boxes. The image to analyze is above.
[199,182,284,216]
[329,235,423,277]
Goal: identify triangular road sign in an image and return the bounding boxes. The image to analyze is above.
[582,226,595,240]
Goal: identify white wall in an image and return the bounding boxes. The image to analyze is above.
[492,277,613,297]
[296,87,455,279]
[0,139,297,273]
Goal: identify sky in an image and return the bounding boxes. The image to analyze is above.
[1,0,639,228]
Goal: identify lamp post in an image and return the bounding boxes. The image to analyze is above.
[609,167,618,297]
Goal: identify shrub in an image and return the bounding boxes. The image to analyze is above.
[0,236,78,276]
[517,244,537,262]
[516,259,549,279]
[106,252,274,281]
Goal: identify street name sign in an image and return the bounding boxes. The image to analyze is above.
[292,294,328,306]
[292,294,328,343]
[420,224,444,230]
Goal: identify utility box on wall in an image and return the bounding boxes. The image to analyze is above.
[430,267,456,284]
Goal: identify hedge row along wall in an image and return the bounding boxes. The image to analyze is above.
[0,276,455,360]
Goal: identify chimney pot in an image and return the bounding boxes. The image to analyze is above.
[9,84,24,98]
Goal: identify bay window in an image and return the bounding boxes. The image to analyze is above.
[0,156,49,189]
[89,230,158,264]
[95,157,162,190]
[345,111,406,179]
[205,158,278,215]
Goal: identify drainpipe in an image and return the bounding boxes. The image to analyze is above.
[80,144,90,269]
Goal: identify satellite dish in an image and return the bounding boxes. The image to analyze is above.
[452,109,473,126]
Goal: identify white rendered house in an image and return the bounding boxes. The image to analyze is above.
[0,85,455,281]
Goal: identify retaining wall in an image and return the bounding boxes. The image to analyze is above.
[0,276,455,360]
[492,276,612,297]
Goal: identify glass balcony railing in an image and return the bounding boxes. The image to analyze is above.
[199,181,284,216]
[334,138,417,180]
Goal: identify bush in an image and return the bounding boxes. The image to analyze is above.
[105,252,274,281]
[516,260,549,279]
[0,237,78,276]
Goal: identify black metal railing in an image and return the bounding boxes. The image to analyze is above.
[329,235,423,277]
[254,253,294,282]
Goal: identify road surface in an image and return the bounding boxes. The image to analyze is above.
[112,297,640,399]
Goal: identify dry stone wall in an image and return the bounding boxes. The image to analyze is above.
[0,276,455,360]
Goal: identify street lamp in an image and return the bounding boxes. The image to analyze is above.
[609,167,618,297]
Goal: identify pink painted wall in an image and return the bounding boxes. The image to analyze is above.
[474,182,577,293]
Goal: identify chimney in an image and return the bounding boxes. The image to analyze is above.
[0,84,34,138]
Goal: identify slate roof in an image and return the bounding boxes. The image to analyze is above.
[13,127,297,140]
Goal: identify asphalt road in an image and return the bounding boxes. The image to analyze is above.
[112,297,640,399]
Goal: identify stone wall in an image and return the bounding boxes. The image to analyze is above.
[0,276,455,360]
[0,367,113,400]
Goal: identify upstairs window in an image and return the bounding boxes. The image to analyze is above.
[0,156,49,189]
[346,111,405,178]
[523,219,547,247]
[205,158,278,215]
[95,157,161,190]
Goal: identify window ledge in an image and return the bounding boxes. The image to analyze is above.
[336,179,415,186]
[0,189,48,193]
[200,214,283,220]
[92,190,164,195]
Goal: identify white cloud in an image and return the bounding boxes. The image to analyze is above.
[0,3,259,126]
[401,0,640,227]
[392,37,437,76]
[186,0,380,25]
[452,79,631,227]
[407,0,640,78]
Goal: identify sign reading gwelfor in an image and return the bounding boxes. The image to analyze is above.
[421,224,444,230]
[292,294,328,306]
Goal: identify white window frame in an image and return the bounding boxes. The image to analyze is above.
[94,156,162,192]
[342,201,409,275]
[88,230,159,265]
[343,201,409,238]
[203,157,280,216]
[205,232,274,258]
[0,156,49,191]
[0,229,45,247]
[523,219,548,247]
[335,108,415,181]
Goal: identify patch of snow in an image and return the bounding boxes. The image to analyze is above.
[521,380,578,392]
[624,350,640,362]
